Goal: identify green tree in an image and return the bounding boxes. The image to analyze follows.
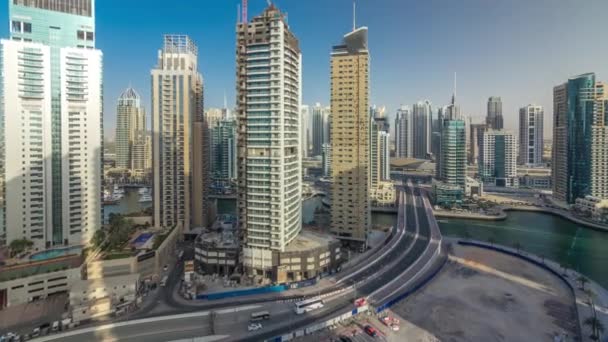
[487,236,496,246]
[514,241,521,253]
[9,238,34,256]
[90,229,106,249]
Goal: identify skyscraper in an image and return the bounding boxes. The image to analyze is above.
[151,35,207,230]
[236,4,302,277]
[433,87,466,206]
[394,106,412,158]
[370,110,390,188]
[468,123,486,165]
[412,100,433,159]
[486,96,503,130]
[330,26,370,247]
[1,0,102,249]
[311,103,328,157]
[518,105,544,166]
[480,130,518,187]
[322,143,332,177]
[300,105,310,158]
[115,87,145,170]
[553,73,608,203]
[210,119,237,181]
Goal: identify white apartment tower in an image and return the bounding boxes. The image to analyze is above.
[236,4,302,277]
[480,130,519,187]
[151,35,206,231]
[518,105,544,166]
[394,105,412,158]
[1,40,102,250]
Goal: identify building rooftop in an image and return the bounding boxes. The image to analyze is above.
[0,255,82,282]
[284,230,338,253]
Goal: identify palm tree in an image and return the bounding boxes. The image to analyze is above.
[578,276,589,291]
[584,316,605,341]
[514,241,521,253]
[487,237,496,246]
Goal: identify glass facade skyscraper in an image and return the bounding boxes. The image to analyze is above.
[553,73,608,203]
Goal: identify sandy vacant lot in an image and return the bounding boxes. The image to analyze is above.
[391,244,577,342]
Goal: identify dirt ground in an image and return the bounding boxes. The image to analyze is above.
[390,244,577,342]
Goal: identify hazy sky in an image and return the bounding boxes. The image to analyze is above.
[3,0,608,140]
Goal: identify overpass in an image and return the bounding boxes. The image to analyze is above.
[37,182,445,342]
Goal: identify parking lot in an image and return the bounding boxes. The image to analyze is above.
[294,310,438,342]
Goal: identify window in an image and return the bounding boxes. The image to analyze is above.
[86,32,94,41]
[12,20,21,33]
[77,30,85,40]
[23,22,31,33]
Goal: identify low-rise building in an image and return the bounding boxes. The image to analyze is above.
[370,181,396,207]
[432,180,464,207]
[0,255,83,309]
[274,230,342,283]
[575,196,608,223]
[194,230,239,276]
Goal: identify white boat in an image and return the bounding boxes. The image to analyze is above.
[113,185,125,195]
[138,187,149,195]
[139,193,152,202]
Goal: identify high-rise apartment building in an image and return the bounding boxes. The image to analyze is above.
[115,87,145,170]
[480,130,518,187]
[486,96,503,130]
[322,143,332,177]
[236,4,302,277]
[553,73,608,203]
[204,108,223,130]
[433,91,466,206]
[330,26,370,247]
[468,123,486,165]
[311,103,328,157]
[210,119,237,181]
[1,0,102,250]
[412,100,433,159]
[518,105,544,166]
[132,134,151,174]
[394,106,412,158]
[370,112,390,188]
[300,105,310,158]
[151,35,207,230]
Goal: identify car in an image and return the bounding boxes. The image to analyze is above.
[339,336,353,342]
[163,265,168,271]
[247,323,262,331]
[364,325,378,337]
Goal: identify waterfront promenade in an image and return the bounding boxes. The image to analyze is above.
[435,205,608,232]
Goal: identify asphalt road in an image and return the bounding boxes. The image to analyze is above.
[37,184,442,342]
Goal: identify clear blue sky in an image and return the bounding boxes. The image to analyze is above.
[2,0,607,140]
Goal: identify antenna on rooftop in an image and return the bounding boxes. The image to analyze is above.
[242,0,248,23]
[353,1,356,31]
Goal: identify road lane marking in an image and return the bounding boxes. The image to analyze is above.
[337,188,409,285]
[35,305,261,341]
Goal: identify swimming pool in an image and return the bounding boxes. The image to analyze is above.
[30,246,83,261]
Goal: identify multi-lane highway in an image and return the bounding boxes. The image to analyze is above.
[38,183,444,342]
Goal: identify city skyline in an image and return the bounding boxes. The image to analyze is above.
[2,0,606,140]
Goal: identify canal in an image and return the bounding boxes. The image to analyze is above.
[110,195,608,288]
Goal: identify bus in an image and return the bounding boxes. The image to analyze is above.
[160,275,168,287]
[294,298,324,315]
[250,311,270,321]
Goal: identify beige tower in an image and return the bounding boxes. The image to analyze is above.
[330,27,370,248]
[151,35,207,231]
